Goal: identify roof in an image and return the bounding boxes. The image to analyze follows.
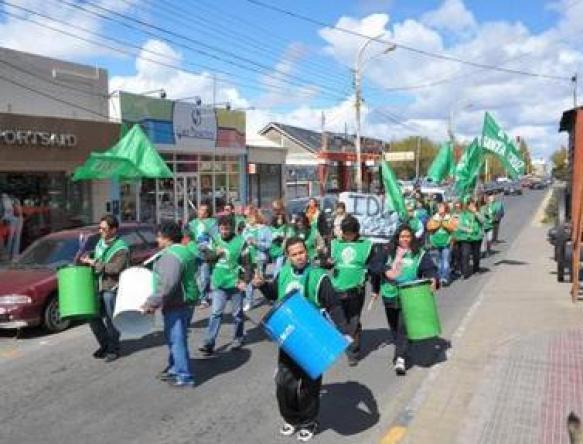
[559,106,583,132]
[259,122,385,154]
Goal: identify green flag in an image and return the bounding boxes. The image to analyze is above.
[454,138,483,198]
[427,141,454,183]
[380,159,407,220]
[73,124,173,181]
[481,112,525,179]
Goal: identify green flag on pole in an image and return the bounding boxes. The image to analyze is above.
[427,141,454,183]
[454,138,483,199]
[380,159,407,220]
[481,112,525,179]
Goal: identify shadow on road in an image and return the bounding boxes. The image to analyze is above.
[192,348,251,387]
[319,380,379,436]
[494,259,529,266]
[407,337,450,369]
[359,328,392,360]
[121,331,166,356]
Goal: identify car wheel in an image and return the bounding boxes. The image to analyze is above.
[43,295,71,333]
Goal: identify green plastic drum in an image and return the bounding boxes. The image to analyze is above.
[57,266,98,320]
[398,279,441,341]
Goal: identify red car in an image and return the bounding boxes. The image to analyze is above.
[0,223,158,332]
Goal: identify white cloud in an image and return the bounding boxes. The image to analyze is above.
[110,39,249,109]
[421,0,477,34]
[0,0,138,60]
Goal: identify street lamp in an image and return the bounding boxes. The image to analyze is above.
[354,34,396,193]
[448,101,473,144]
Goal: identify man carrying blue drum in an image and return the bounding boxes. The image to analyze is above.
[80,214,129,363]
[252,237,349,442]
[328,215,376,367]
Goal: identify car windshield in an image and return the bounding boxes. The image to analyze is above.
[15,235,97,268]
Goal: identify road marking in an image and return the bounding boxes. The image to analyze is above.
[381,426,407,444]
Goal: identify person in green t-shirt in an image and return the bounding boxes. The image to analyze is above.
[455,198,484,279]
[426,202,455,286]
[404,203,425,240]
[480,194,495,257]
[198,216,249,356]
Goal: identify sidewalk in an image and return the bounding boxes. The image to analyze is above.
[392,198,583,444]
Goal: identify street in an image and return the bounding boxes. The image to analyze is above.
[1,190,546,444]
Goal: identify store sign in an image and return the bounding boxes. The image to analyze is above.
[0,129,77,147]
[384,151,414,162]
[173,101,217,150]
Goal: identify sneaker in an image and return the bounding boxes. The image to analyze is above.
[198,345,214,356]
[394,357,406,376]
[347,355,359,367]
[156,370,176,382]
[230,339,244,350]
[279,422,296,437]
[199,300,210,309]
[92,348,106,359]
[243,300,252,312]
[167,379,195,388]
[297,423,318,442]
[104,353,119,363]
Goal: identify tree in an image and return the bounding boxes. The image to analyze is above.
[387,136,439,179]
[518,138,533,175]
[551,146,568,180]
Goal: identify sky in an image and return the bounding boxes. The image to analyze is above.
[0,0,581,158]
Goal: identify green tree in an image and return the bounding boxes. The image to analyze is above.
[551,146,568,180]
[387,136,439,179]
[518,138,533,174]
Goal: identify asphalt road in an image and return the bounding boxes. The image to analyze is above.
[0,190,546,444]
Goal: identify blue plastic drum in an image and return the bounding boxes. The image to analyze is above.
[262,290,350,379]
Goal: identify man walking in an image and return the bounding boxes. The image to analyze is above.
[81,214,129,362]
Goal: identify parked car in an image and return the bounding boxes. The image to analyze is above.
[0,223,158,332]
[286,195,338,220]
[504,181,523,195]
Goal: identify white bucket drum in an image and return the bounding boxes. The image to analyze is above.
[113,267,155,339]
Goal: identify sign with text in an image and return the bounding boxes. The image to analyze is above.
[339,192,398,242]
[0,129,77,147]
[384,151,415,162]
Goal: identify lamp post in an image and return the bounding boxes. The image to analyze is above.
[354,34,396,193]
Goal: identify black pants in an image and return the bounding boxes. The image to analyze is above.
[276,350,322,427]
[451,242,462,275]
[493,222,501,243]
[383,302,408,362]
[461,240,481,278]
[89,290,120,354]
[338,288,365,359]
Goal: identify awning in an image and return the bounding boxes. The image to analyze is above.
[73,124,173,181]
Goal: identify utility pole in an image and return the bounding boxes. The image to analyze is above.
[354,67,363,192]
[573,73,578,108]
[415,136,421,179]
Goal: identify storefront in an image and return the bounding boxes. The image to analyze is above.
[113,92,246,224]
[0,112,120,258]
[246,136,287,209]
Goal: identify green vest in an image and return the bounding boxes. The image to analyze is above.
[429,215,452,248]
[269,224,293,259]
[94,237,129,264]
[188,217,216,241]
[380,249,424,299]
[163,244,199,304]
[211,235,244,290]
[454,211,481,242]
[277,262,327,307]
[481,205,494,231]
[297,227,317,259]
[407,216,423,234]
[243,225,261,264]
[330,238,373,291]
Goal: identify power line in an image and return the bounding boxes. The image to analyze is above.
[0,4,346,105]
[57,0,351,101]
[243,0,572,82]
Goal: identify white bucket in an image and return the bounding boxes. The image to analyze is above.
[113,267,155,339]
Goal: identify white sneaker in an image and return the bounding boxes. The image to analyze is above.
[243,301,252,312]
[394,357,406,376]
[297,423,318,442]
[279,422,296,436]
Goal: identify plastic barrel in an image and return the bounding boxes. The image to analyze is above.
[262,291,350,379]
[398,279,441,341]
[113,267,155,339]
[57,266,98,320]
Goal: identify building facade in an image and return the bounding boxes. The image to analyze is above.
[246,135,287,209]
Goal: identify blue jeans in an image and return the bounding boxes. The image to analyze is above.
[89,290,120,353]
[271,255,285,279]
[164,306,194,383]
[432,247,451,282]
[198,261,211,302]
[204,288,244,349]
